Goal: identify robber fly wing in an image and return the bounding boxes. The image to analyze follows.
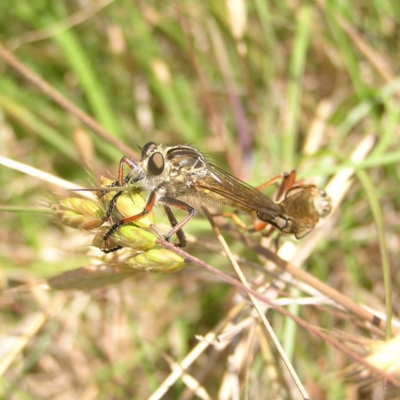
[197,164,282,216]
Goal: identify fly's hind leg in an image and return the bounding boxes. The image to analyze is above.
[160,197,195,247]
[163,206,187,248]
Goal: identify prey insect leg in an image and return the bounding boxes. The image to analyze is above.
[255,171,292,192]
[273,170,297,202]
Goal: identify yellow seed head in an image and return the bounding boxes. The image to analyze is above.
[52,198,104,230]
[125,248,185,273]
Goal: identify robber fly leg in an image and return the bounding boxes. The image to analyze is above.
[103,157,141,221]
[164,206,187,248]
[160,197,195,245]
[116,156,137,186]
[105,177,142,221]
[103,189,157,245]
[105,191,123,219]
[101,244,123,254]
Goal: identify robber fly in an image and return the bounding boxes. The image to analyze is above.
[97,142,331,250]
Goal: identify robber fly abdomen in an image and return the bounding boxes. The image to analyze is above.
[102,142,331,249]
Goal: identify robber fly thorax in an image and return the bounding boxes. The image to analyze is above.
[101,142,331,249]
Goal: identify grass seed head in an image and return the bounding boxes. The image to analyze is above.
[51,198,105,230]
[125,248,186,273]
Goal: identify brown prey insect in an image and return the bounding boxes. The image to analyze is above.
[96,142,331,251]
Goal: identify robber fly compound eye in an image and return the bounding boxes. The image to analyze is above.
[141,142,158,157]
[147,152,165,176]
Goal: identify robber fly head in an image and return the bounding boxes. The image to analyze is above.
[140,143,167,176]
[128,142,172,190]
